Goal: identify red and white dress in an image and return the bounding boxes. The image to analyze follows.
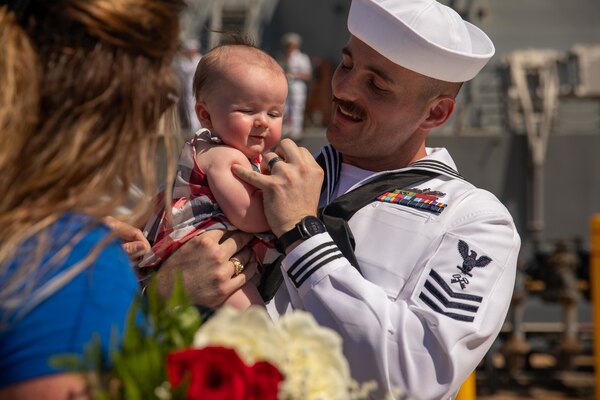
[139,129,278,270]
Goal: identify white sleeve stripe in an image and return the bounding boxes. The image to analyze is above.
[294,254,344,287]
[288,247,340,282]
[287,241,342,287]
[288,241,338,275]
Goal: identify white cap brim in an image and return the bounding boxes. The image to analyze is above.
[348,0,495,82]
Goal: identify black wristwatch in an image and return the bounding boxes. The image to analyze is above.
[275,216,326,253]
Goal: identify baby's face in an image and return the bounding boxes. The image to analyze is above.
[201,63,288,160]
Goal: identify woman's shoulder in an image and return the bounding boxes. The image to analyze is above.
[47,213,123,252]
[0,212,140,389]
[52,212,111,235]
[47,213,137,288]
[6,212,138,308]
[4,213,126,277]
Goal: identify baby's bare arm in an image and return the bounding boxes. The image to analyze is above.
[200,146,270,233]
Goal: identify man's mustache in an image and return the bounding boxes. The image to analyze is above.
[332,97,366,120]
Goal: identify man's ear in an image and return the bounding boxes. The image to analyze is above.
[195,103,212,130]
[420,96,455,130]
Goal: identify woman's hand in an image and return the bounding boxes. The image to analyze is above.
[104,216,150,261]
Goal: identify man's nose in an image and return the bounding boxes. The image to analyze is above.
[332,67,357,101]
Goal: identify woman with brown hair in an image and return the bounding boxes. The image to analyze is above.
[0,1,184,398]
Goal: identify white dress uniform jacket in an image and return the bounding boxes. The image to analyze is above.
[266,145,521,400]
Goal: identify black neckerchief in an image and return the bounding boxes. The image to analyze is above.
[258,150,439,301]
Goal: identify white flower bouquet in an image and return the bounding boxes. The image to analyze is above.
[52,277,377,400]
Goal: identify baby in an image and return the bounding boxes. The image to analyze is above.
[140,42,288,308]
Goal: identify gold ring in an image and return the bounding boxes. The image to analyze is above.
[231,257,245,276]
[267,156,283,173]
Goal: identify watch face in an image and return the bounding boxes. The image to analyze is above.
[302,216,326,236]
[276,216,326,252]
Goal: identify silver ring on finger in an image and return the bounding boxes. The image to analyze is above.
[267,156,283,173]
[231,257,245,277]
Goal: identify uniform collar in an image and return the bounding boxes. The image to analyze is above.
[408,147,463,180]
[316,145,462,205]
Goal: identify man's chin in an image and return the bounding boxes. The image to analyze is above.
[325,127,350,152]
[325,126,337,145]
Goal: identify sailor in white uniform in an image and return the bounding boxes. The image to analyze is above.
[233,0,521,398]
[265,145,519,399]
[280,32,312,140]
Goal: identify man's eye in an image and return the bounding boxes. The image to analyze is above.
[369,79,386,93]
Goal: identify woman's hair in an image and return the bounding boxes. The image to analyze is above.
[0,0,182,314]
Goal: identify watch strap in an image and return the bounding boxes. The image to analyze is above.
[275,216,326,253]
[275,224,303,253]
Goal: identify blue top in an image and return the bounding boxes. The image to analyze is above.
[0,213,140,388]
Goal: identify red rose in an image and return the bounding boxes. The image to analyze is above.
[167,346,250,400]
[247,361,283,400]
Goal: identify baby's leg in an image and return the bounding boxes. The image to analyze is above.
[223,282,264,309]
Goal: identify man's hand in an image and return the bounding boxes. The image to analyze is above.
[156,230,257,308]
[232,139,324,237]
[104,216,150,261]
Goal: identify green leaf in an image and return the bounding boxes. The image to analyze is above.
[121,296,144,352]
[167,272,189,308]
[49,272,204,399]
[113,357,142,400]
[83,334,105,372]
[49,354,83,372]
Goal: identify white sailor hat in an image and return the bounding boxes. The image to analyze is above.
[347,0,495,82]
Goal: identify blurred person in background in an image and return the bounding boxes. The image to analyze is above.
[174,38,203,135]
[280,32,312,141]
